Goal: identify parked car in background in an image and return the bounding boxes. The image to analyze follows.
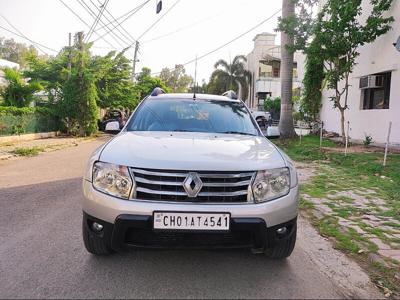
[98,109,127,131]
[250,110,271,132]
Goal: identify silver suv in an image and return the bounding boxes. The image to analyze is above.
[82,89,299,258]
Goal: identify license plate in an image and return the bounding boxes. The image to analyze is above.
[153,212,230,231]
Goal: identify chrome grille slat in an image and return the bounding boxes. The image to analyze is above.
[132,168,253,179]
[135,176,250,187]
[135,177,182,186]
[136,187,187,196]
[136,187,249,197]
[132,169,189,177]
[131,168,255,203]
[203,180,250,187]
[199,190,249,197]
[199,173,254,179]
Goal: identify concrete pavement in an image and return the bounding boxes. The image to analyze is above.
[0,138,382,299]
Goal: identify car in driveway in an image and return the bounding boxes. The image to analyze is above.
[98,109,127,131]
[82,89,299,258]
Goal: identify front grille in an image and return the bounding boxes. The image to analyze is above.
[130,168,255,203]
[124,228,253,248]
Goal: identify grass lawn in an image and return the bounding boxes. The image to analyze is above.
[273,135,400,297]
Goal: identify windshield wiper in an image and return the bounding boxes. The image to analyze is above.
[218,131,257,136]
[172,129,191,132]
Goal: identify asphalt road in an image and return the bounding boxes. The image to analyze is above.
[0,137,382,299]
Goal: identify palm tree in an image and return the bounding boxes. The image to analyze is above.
[279,0,297,138]
[211,55,251,100]
[1,68,42,107]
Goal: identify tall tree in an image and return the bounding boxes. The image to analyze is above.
[0,37,40,67]
[211,55,251,99]
[159,64,193,93]
[59,32,98,136]
[300,35,324,123]
[91,51,138,110]
[24,51,68,103]
[134,67,170,99]
[278,0,297,138]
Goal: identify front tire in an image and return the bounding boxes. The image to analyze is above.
[82,217,113,255]
[265,222,297,259]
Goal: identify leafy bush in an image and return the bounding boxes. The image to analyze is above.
[0,106,60,136]
[264,96,281,120]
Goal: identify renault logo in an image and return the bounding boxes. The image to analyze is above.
[183,172,203,198]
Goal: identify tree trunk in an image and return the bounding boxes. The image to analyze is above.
[279,0,297,138]
[339,108,346,144]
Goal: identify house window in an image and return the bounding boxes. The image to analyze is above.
[273,67,280,77]
[361,72,391,110]
[259,62,272,77]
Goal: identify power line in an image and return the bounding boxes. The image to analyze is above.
[92,0,140,45]
[93,0,150,33]
[58,0,117,49]
[76,0,127,49]
[137,0,181,41]
[151,8,282,75]
[142,12,222,44]
[85,0,110,42]
[123,0,181,66]
[0,23,58,54]
[0,14,48,55]
[90,0,138,45]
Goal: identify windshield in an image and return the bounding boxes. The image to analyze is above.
[127,99,259,136]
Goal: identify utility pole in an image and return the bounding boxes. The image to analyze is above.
[131,41,139,81]
[67,33,72,79]
[76,31,86,137]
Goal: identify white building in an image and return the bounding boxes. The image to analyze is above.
[319,1,400,145]
[246,33,303,110]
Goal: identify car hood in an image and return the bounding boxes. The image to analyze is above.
[100,131,285,171]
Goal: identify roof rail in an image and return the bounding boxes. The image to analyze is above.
[222,90,238,100]
[151,87,166,96]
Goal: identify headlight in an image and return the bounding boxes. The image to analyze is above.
[92,162,135,199]
[250,168,290,203]
[280,152,298,188]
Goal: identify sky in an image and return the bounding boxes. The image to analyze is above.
[0,0,282,83]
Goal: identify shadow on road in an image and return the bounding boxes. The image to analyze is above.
[0,178,339,299]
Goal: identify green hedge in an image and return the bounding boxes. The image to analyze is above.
[0,106,61,136]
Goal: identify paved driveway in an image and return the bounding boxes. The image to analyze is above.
[0,138,381,299]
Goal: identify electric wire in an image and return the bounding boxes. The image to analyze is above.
[141,11,223,44]
[76,0,129,49]
[85,0,110,42]
[0,24,57,54]
[92,0,141,45]
[137,0,180,41]
[76,0,127,49]
[58,0,117,49]
[151,8,282,75]
[93,0,150,33]
[0,14,49,55]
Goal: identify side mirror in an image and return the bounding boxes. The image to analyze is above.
[105,121,120,134]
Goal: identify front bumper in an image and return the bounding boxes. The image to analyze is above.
[82,179,299,228]
[83,212,297,251]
